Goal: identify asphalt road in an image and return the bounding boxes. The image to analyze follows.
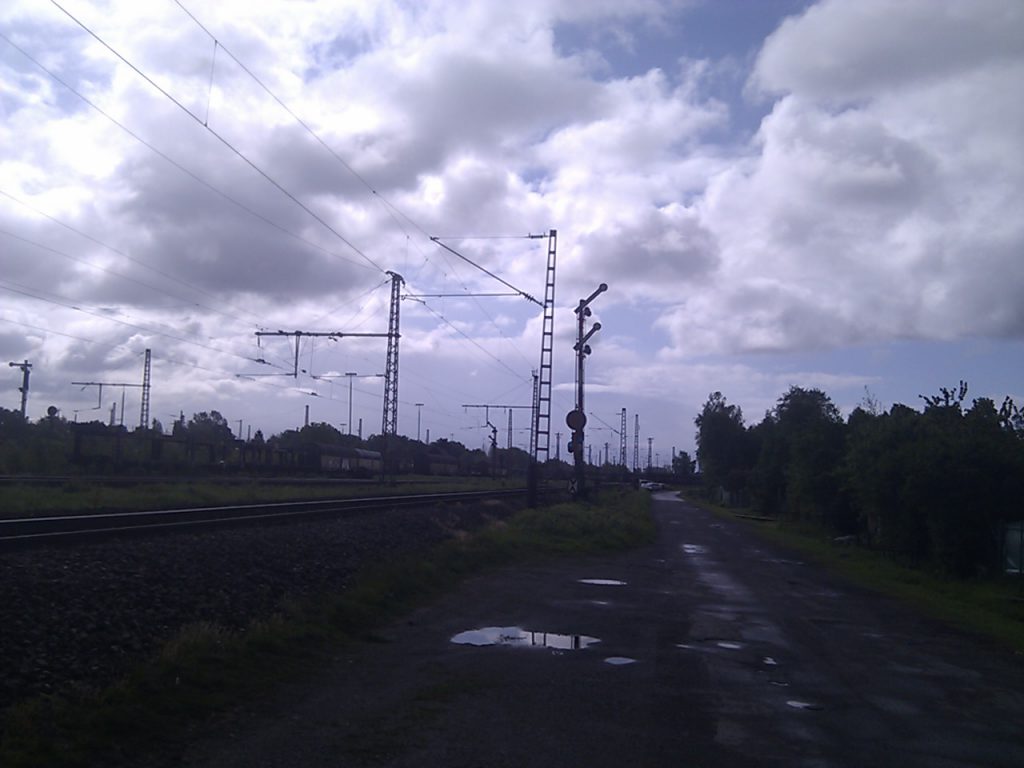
[174,492,1024,767]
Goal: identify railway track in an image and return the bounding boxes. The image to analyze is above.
[0,488,531,550]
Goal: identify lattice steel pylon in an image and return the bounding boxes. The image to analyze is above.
[382,272,404,436]
[532,230,557,462]
[619,407,627,466]
[633,414,640,472]
[139,348,151,429]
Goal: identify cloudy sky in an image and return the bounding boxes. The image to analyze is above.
[2,0,1022,463]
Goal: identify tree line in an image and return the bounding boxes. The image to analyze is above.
[695,383,1024,577]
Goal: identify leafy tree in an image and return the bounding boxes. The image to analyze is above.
[672,450,696,482]
[183,411,234,444]
[695,392,755,494]
[759,386,848,528]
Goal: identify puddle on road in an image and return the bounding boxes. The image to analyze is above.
[578,578,627,586]
[716,641,744,650]
[451,627,600,650]
[769,680,790,687]
[786,700,823,711]
[762,656,779,666]
[604,656,637,665]
[682,544,707,555]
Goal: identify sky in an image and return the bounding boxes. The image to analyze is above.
[2,0,1023,465]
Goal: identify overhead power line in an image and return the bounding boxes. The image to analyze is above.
[48,0,386,275]
[0,30,375,275]
[429,238,541,306]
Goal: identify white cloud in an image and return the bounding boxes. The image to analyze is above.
[1,0,1022,457]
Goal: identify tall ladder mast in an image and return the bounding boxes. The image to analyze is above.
[532,229,557,462]
[382,271,404,436]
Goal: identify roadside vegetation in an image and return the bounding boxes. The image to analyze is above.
[689,493,1024,653]
[0,489,653,768]
[695,382,1024,579]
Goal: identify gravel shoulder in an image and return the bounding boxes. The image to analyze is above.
[0,500,511,712]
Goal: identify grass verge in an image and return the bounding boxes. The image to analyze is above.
[685,495,1024,653]
[0,489,653,767]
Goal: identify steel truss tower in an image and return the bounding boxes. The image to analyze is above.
[531,230,557,461]
[633,414,640,472]
[382,272,404,436]
[139,348,151,429]
[619,407,627,466]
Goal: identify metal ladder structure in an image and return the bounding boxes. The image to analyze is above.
[619,407,627,467]
[139,348,151,430]
[382,271,404,436]
[531,229,557,462]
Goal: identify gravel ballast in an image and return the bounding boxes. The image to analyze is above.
[0,500,515,714]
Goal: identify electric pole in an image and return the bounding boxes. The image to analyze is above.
[415,402,424,442]
[139,348,151,430]
[8,360,31,419]
[567,282,608,499]
[619,408,627,467]
[633,414,640,472]
[463,403,532,451]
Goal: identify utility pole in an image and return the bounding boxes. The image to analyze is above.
[619,408,627,467]
[8,360,31,419]
[72,380,144,427]
[139,348,151,429]
[567,282,608,499]
[463,404,532,451]
[633,414,640,472]
[415,403,424,442]
[555,431,562,460]
[647,437,653,472]
[346,372,357,436]
[491,423,499,468]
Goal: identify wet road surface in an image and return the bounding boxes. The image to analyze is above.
[176,493,1024,767]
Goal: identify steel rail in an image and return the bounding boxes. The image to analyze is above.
[0,489,531,550]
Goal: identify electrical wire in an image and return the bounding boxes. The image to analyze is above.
[167,3,546,365]
[48,1,387,275]
[0,32,376,279]
[0,278,279,367]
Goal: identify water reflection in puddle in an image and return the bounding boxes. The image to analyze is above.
[451,627,600,650]
[604,657,637,665]
[683,544,707,555]
[787,700,823,711]
[762,656,779,666]
[716,641,744,650]
[578,579,627,586]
